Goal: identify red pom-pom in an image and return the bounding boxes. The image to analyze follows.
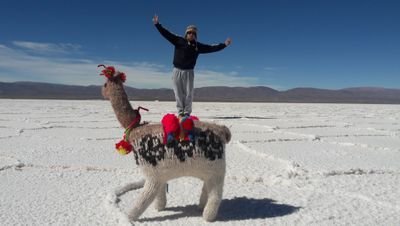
[100,66,116,79]
[161,114,180,134]
[181,117,194,131]
[161,114,200,143]
[118,72,126,82]
[189,115,199,121]
[161,114,180,143]
[115,139,133,155]
[98,65,127,82]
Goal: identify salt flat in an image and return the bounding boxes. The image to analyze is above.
[1,99,399,225]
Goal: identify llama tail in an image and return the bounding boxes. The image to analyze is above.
[104,179,145,226]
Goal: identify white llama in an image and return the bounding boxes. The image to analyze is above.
[100,65,231,222]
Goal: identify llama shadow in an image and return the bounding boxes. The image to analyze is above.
[139,196,300,222]
[218,196,300,221]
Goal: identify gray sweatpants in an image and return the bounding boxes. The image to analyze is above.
[172,67,194,115]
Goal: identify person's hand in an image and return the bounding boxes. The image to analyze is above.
[225,37,232,46]
[152,14,159,24]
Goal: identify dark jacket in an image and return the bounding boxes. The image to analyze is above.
[155,23,226,70]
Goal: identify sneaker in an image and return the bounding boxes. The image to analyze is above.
[179,114,189,124]
[178,111,185,117]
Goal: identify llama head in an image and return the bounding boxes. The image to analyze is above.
[98,64,127,99]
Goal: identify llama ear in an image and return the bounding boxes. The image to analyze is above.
[115,71,127,83]
[98,65,126,82]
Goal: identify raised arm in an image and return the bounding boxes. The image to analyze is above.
[153,14,180,45]
[197,38,231,54]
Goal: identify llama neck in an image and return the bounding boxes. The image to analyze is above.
[109,84,137,129]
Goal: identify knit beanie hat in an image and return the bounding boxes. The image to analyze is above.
[185,25,198,36]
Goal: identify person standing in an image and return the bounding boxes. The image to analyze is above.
[153,14,232,117]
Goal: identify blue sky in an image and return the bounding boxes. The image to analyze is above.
[1,0,399,90]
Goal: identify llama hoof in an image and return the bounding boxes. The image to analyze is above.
[155,205,166,211]
[202,213,217,222]
[154,198,167,212]
[202,201,220,222]
[128,212,140,222]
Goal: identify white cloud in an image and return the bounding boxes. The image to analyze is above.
[264,67,278,71]
[228,71,239,76]
[0,42,263,88]
[12,41,81,54]
[195,70,257,88]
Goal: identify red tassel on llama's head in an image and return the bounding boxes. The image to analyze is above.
[99,64,127,100]
[98,64,126,82]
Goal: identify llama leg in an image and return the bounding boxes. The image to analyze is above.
[128,179,160,221]
[202,176,224,222]
[198,181,208,210]
[154,183,167,211]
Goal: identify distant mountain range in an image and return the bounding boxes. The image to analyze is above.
[1,81,400,104]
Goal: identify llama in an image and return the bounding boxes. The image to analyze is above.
[99,65,231,222]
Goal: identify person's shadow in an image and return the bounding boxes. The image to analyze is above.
[139,196,300,222]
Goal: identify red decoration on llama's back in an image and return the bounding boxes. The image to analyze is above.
[161,114,180,143]
[161,114,199,144]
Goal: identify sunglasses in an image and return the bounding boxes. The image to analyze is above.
[187,31,197,35]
